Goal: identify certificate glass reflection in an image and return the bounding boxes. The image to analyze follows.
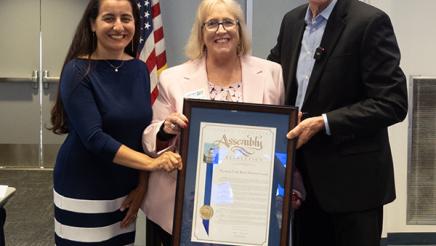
[191,122,276,246]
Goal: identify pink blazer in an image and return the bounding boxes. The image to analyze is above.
[142,55,284,233]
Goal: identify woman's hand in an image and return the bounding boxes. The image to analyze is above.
[150,151,183,171]
[120,185,146,228]
[162,113,189,135]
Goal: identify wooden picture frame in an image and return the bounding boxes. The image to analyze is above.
[173,99,298,246]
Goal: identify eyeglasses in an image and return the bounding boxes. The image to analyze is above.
[203,18,239,32]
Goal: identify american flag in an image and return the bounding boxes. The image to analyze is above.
[136,0,167,103]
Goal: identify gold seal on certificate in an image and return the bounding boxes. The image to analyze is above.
[199,205,214,220]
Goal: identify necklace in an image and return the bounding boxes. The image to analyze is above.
[105,60,125,72]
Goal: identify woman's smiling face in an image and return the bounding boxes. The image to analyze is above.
[202,4,240,59]
[91,0,135,57]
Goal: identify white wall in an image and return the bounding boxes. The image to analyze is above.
[369,0,436,236]
[250,0,306,58]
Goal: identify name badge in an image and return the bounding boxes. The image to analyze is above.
[184,89,208,99]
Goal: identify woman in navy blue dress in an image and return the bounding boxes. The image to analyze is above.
[50,0,182,245]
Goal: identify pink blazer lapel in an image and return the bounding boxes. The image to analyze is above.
[180,58,211,101]
[180,56,265,104]
[240,56,265,103]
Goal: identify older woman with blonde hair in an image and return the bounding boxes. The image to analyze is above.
[184,0,251,60]
[141,0,304,245]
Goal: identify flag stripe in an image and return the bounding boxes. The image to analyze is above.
[137,0,167,103]
[156,51,167,69]
[152,16,163,29]
[151,86,159,104]
[146,50,156,71]
[151,3,161,18]
[154,35,165,54]
[154,27,164,44]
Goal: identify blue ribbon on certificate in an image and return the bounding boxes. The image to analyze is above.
[202,145,219,234]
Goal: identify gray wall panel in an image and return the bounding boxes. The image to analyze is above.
[251,0,306,58]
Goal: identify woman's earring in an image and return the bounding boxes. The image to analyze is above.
[92,32,96,51]
[131,39,134,55]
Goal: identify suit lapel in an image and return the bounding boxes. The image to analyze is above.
[241,57,264,103]
[181,58,211,100]
[302,0,348,108]
[286,18,306,105]
[182,57,265,103]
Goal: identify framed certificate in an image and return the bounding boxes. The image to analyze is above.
[173,99,298,246]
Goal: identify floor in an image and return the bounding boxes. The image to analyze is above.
[0,169,146,246]
[0,169,53,246]
[2,170,435,246]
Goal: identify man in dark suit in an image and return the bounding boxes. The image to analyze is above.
[268,0,408,245]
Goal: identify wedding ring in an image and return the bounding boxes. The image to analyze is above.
[170,123,177,129]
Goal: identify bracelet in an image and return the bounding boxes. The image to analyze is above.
[157,122,176,141]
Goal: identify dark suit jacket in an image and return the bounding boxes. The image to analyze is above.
[268,0,408,213]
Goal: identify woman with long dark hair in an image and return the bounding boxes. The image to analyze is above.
[51,0,182,244]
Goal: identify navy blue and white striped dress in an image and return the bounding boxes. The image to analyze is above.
[53,58,152,245]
